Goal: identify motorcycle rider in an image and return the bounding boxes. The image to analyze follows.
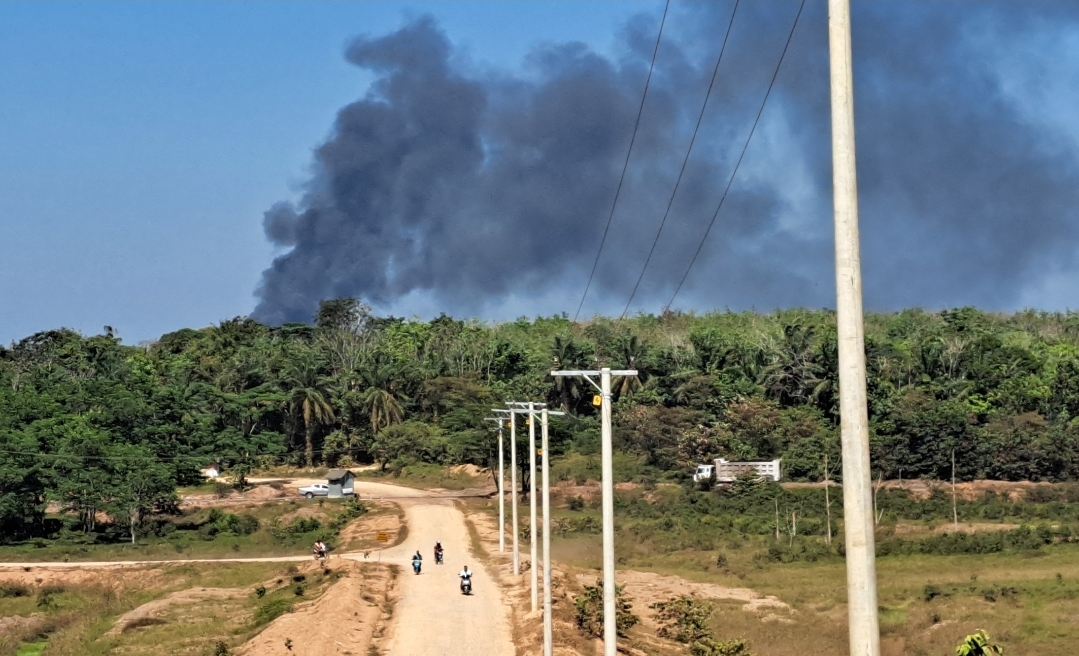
[434,541,444,564]
[312,540,327,560]
[459,565,473,593]
[412,550,423,574]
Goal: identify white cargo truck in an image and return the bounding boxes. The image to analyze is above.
[693,459,782,483]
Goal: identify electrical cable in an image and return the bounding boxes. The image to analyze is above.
[573,0,671,323]
[664,0,806,312]
[618,0,741,320]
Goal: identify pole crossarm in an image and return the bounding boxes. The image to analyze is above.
[551,370,637,395]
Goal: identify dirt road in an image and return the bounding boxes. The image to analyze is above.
[0,480,516,656]
[380,499,514,656]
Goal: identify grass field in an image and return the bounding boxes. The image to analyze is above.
[0,498,368,563]
[466,478,1079,656]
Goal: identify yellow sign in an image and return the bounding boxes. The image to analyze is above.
[376,532,389,543]
[592,394,602,406]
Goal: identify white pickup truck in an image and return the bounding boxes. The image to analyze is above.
[298,483,330,498]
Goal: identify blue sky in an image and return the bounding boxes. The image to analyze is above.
[0,1,650,344]
[3,1,1079,345]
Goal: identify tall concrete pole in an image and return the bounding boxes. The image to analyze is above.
[541,408,553,656]
[498,420,506,553]
[828,1,880,655]
[510,411,520,575]
[528,401,539,612]
[599,368,616,656]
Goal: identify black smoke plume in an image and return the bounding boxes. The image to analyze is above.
[253,2,1079,325]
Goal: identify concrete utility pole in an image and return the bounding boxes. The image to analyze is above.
[828,1,880,654]
[493,409,521,575]
[506,401,547,612]
[484,417,507,553]
[540,406,562,656]
[551,367,636,656]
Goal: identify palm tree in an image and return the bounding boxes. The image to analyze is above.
[760,324,827,406]
[612,334,644,398]
[359,354,406,435]
[284,359,335,468]
[551,334,587,410]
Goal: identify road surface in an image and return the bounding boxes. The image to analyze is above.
[0,480,516,656]
[379,499,514,656]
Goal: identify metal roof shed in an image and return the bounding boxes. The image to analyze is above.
[326,469,356,498]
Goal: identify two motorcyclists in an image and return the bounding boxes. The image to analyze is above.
[312,540,328,561]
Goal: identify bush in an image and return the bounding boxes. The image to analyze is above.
[254,598,294,625]
[691,638,755,656]
[923,584,946,602]
[651,596,714,643]
[568,495,585,511]
[573,580,639,638]
[0,584,29,598]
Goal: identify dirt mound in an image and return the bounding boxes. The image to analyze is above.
[236,562,391,656]
[278,506,331,525]
[105,587,244,637]
[339,507,403,551]
[245,485,289,500]
[0,614,46,637]
[599,570,789,616]
[450,464,485,477]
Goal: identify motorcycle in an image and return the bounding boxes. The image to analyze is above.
[460,577,472,595]
[312,548,327,562]
[435,549,444,565]
[412,559,422,575]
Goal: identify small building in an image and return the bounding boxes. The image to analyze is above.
[200,463,220,479]
[326,469,357,498]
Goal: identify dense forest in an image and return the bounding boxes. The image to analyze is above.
[5,299,1079,540]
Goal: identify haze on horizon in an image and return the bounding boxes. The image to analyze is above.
[2,1,1079,344]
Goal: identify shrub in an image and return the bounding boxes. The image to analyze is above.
[573,580,638,638]
[214,641,231,656]
[923,584,944,602]
[691,638,755,656]
[651,596,714,643]
[255,586,266,598]
[568,495,585,511]
[254,598,294,625]
[0,584,29,598]
[955,630,1003,655]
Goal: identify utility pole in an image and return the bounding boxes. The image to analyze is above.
[550,367,636,656]
[539,406,563,656]
[828,1,880,654]
[506,401,546,612]
[493,408,520,575]
[484,417,507,553]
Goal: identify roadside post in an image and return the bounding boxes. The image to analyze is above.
[376,531,389,563]
[550,368,636,656]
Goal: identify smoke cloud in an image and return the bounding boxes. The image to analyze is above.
[252,2,1079,325]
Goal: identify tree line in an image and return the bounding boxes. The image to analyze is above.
[5,299,1079,540]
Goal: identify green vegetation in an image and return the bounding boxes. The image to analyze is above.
[9,301,1079,545]
[573,580,639,638]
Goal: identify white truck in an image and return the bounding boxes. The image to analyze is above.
[693,459,782,483]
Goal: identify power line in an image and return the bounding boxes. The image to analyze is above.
[665,0,807,312]
[619,0,742,320]
[573,0,671,323]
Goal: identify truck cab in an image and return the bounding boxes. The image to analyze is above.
[693,464,715,482]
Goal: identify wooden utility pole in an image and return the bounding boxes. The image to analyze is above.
[829,0,880,653]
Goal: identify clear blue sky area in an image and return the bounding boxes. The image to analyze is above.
[0,1,650,344]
